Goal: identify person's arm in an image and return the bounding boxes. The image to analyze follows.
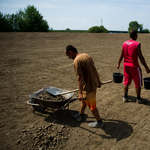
[77,74,85,101]
[137,44,150,73]
[117,48,123,69]
[95,69,101,88]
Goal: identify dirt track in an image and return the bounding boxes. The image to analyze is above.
[0,32,150,150]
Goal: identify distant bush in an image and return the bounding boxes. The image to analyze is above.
[141,28,149,33]
[128,21,149,33]
[66,28,71,31]
[87,25,109,33]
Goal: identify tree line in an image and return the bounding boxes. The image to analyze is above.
[0,5,49,32]
[128,21,149,33]
[86,21,149,33]
[0,5,149,33]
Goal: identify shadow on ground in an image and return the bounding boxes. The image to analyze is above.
[80,118,133,142]
[101,118,133,141]
[124,95,150,106]
[37,108,133,142]
[43,109,88,127]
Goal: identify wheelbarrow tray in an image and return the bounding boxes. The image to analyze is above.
[29,86,75,109]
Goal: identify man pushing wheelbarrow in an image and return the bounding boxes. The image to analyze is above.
[65,45,105,128]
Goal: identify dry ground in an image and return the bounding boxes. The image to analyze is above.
[0,32,150,150]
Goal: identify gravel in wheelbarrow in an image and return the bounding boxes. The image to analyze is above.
[38,91,66,101]
[28,86,76,110]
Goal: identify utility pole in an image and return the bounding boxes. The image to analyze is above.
[101,18,103,26]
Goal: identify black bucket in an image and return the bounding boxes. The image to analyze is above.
[113,73,124,83]
[143,77,150,90]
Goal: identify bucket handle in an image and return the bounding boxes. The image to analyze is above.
[117,68,120,73]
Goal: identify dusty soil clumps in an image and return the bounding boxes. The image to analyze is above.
[38,91,66,101]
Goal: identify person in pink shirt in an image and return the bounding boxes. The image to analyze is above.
[117,30,150,104]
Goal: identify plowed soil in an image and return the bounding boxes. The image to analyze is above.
[0,32,150,150]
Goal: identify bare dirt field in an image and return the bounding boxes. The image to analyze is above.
[0,32,150,150]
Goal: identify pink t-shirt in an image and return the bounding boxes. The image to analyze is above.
[122,39,140,67]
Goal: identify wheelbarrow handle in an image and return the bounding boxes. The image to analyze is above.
[27,99,40,107]
[101,80,112,85]
[59,89,79,95]
[60,80,112,95]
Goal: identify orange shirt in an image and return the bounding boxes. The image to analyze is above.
[74,53,99,93]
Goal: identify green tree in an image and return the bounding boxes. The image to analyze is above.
[99,25,109,33]
[141,28,149,33]
[14,10,27,31]
[66,28,71,31]
[4,13,21,31]
[87,26,99,33]
[0,12,13,31]
[128,21,140,32]
[19,5,49,32]
[128,21,149,33]
[0,6,49,32]
[139,24,143,33]
[87,25,108,33]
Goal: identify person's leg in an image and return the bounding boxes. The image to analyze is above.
[71,97,87,122]
[124,85,129,98]
[130,67,143,100]
[79,101,86,114]
[123,66,132,102]
[84,90,104,128]
[88,107,104,128]
[135,86,147,104]
[131,67,142,99]
[131,67,147,103]
[91,107,101,121]
[136,87,141,99]
[135,86,147,103]
[123,84,129,102]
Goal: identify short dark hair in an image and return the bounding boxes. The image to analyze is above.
[130,30,137,38]
[66,45,77,54]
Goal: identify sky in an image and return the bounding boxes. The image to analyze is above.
[0,0,150,31]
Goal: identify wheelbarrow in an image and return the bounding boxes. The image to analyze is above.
[27,80,112,117]
[27,86,78,117]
